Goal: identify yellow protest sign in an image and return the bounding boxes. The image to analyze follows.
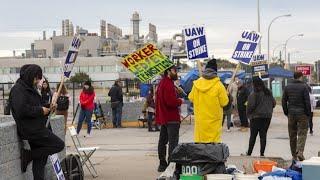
[121,44,174,82]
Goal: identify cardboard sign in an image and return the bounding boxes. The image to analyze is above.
[251,54,268,78]
[63,36,81,78]
[232,30,261,64]
[295,65,311,76]
[50,154,65,180]
[183,25,208,60]
[121,44,174,82]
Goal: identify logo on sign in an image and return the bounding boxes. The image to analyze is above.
[184,25,208,60]
[232,30,261,64]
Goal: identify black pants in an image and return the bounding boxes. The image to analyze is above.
[247,118,271,156]
[28,130,65,180]
[309,112,314,133]
[158,123,180,166]
[238,106,249,127]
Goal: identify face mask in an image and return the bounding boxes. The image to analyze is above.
[84,85,89,89]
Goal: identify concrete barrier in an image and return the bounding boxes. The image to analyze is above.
[0,115,65,180]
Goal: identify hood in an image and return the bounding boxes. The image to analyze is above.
[202,68,217,80]
[20,64,42,88]
[193,76,220,93]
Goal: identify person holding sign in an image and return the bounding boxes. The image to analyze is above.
[237,80,250,131]
[188,59,229,143]
[156,65,184,172]
[9,64,65,180]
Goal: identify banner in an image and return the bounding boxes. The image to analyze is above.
[232,30,261,64]
[63,36,82,78]
[183,25,208,60]
[121,44,174,82]
[295,65,311,76]
[50,154,65,180]
[251,54,268,78]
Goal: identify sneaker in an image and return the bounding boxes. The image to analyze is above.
[240,152,250,156]
[157,164,168,172]
[85,134,92,138]
[21,148,32,173]
[310,131,314,136]
[297,152,305,161]
[227,129,231,132]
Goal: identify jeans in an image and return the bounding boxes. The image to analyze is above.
[288,114,308,159]
[112,105,123,127]
[158,123,180,166]
[76,108,93,134]
[247,118,271,156]
[28,130,65,180]
[309,112,314,133]
[223,113,232,130]
[238,106,249,127]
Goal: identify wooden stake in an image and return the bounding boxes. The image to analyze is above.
[227,63,241,92]
[197,60,203,77]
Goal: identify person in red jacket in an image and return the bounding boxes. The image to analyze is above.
[76,81,96,137]
[156,65,184,172]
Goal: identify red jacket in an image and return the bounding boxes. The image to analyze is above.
[80,91,95,111]
[156,76,182,125]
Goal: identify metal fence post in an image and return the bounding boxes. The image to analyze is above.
[73,82,75,117]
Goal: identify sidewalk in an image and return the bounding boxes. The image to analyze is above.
[65,105,320,179]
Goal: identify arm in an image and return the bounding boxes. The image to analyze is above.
[282,87,288,116]
[246,93,256,117]
[10,88,44,118]
[164,83,182,108]
[218,83,229,107]
[188,84,196,103]
[304,87,311,116]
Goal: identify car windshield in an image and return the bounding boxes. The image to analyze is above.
[312,89,320,94]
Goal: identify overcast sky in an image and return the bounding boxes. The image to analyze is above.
[0,0,319,63]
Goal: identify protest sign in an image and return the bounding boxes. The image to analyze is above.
[295,65,311,76]
[63,36,82,78]
[121,43,174,82]
[50,154,65,180]
[251,54,269,78]
[232,30,261,64]
[183,25,208,60]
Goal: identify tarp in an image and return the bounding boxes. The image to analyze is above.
[268,67,294,78]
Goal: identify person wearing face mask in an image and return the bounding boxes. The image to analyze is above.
[76,80,96,137]
[9,64,65,180]
[156,65,184,172]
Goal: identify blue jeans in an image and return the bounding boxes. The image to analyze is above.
[77,108,93,134]
[112,105,123,127]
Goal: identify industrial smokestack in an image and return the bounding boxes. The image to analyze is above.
[100,20,106,38]
[131,12,141,42]
[62,20,65,36]
[53,30,56,37]
[13,50,16,57]
[31,43,35,58]
[43,31,46,40]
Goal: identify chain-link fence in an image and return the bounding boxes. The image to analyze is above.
[0,79,141,117]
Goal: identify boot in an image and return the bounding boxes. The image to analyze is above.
[21,148,32,173]
[148,121,154,132]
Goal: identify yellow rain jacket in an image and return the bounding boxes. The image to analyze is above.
[188,76,229,143]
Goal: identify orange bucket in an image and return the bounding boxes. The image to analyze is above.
[253,160,278,173]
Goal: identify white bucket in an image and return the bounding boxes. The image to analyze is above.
[206,174,234,180]
[235,173,259,180]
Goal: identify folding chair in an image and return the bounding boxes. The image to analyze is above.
[68,126,100,178]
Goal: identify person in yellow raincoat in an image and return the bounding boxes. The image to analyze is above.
[188,59,229,143]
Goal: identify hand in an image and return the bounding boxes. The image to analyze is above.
[42,107,50,115]
[50,103,57,112]
[180,98,185,104]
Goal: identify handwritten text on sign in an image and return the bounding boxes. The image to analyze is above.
[121,44,174,82]
[232,31,261,64]
[184,25,208,60]
[295,65,311,76]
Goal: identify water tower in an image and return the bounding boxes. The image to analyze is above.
[131,12,141,42]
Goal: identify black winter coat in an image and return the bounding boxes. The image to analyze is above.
[108,85,123,103]
[282,79,311,116]
[237,86,250,109]
[9,79,47,139]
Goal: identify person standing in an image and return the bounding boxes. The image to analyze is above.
[282,71,311,161]
[245,77,276,157]
[156,65,183,172]
[223,84,233,132]
[108,80,124,128]
[237,80,250,131]
[53,83,70,133]
[9,64,64,180]
[189,59,229,143]
[146,88,160,132]
[76,81,95,137]
[40,78,52,108]
[308,86,316,136]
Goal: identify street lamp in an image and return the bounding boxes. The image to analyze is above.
[257,0,261,54]
[284,34,304,69]
[272,44,285,60]
[267,14,291,63]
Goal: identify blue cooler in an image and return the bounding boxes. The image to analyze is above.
[302,157,320,180]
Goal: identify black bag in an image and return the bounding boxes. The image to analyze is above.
[61,154,84,180]
[57,96,69,111]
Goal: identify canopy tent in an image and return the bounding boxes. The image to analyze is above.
[268,66,294,78]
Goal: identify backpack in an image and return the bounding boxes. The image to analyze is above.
[61,154,84,180]
[57,96,69,111]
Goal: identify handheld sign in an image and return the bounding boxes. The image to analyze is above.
[50,154,65,180]
[63,36,81,78]
[232,30,261,65]
[295,65,311,76]
[121,43,174,82]
[183,25,209,60]
[251,54,269,79]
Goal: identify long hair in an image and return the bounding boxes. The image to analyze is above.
[41,78,51,94]
[253,77,271,96]
[56,83,68,95]
[83,80,94,94]
[20,64,43,87]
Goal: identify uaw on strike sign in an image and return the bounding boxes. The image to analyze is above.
[232,30,261,64]
[183,25,209,60]
[63,36,81,78]
[121,44,174,82]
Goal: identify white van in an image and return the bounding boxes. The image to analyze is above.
[312,86,320,101]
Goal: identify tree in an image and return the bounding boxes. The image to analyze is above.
[68,72,92,85]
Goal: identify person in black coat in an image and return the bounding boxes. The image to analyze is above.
[108,80,124,128]
[40,78,52,108]
[237,80,250,130]
[9,64,64,180]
